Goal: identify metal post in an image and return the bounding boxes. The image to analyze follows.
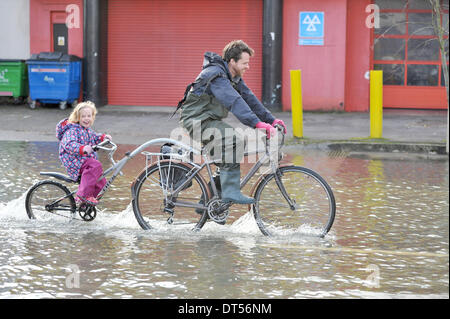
[445,102,449,154]
[83,0,107,106]
[370,70,383,138]
[262,0,282,111]
[290,70,303,138]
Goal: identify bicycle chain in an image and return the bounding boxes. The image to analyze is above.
[43,204,96,222]
[43,208,82,221]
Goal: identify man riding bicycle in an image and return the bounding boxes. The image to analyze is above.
[178,40,287,205]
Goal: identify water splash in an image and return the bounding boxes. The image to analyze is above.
[0,191,29,221]
[96,203,142,230]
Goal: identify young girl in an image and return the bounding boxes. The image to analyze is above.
[56,101,112,205]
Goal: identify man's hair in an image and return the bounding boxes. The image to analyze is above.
[222,40,254,63]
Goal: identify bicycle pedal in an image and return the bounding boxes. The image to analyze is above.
[164,207,174,214]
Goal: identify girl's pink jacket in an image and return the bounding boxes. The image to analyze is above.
[56,118,106,181]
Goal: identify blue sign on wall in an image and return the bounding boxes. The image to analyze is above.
[299,12,324,46]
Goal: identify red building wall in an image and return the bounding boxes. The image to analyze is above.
[345,0,371,112]
[282,0,349,111]
[30,0,83,57]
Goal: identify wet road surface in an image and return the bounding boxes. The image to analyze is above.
[0,141,448,298]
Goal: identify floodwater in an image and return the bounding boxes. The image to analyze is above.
[0,141,448,299]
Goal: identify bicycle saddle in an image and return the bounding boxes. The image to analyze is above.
[40,172,79,184]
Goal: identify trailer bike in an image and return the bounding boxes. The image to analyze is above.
[25,127,336,237]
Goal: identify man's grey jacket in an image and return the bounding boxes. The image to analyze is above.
[180,51,275,132]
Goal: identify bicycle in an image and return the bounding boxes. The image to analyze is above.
[24,138,211,223]
[131,125,336,237]
[25,126,336,237]
[25,139,122,222]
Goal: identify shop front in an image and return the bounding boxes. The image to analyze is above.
[372,0,448,109]
[27,0,448,111]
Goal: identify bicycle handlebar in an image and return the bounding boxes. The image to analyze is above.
[264,124,285,153]
[92,139,117,152]
[274,123,285,140]
[86,139,118,164]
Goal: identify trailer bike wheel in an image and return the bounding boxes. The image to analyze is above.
[253,166,336,238]
[132,162,210,231]
[25,180,76,220]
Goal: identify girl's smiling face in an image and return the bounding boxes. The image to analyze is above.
[79,107,94,128]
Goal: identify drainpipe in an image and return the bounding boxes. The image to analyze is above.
[83,0,107,106]
[262,0,283,111]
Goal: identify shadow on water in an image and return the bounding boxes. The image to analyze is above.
[0,141,448,298]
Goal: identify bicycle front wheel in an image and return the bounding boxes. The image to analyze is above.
[253,166,336,237]
[25,180,76,220]
[132,162,210,231]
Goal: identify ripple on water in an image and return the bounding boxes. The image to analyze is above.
[0,141,448,298]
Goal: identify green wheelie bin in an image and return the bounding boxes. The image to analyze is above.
[0,60,28,104]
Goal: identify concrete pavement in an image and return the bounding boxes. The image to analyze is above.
[0,103,447,155]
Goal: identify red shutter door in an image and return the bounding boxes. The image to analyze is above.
[108,0,263,106]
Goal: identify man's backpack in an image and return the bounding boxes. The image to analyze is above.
[170,73,224,119]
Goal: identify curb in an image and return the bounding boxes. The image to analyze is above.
[286,139,448,155]
[328,142,447,155]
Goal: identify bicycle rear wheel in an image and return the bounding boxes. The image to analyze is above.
[25,180,76,220]
[132,162,210,231]
[253,165,336,237]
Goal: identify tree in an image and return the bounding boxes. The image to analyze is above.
[429,0,449,153]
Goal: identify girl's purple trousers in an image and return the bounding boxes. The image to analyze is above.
[76,158,106,199]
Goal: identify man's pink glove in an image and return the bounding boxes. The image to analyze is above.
[272,119,287,134]
[255,122,276,139]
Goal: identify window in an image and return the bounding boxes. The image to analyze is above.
[373,0,449,87]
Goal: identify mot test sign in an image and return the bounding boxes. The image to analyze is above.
[299,11,324,45]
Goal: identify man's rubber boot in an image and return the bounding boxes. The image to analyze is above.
[220,168,255,204]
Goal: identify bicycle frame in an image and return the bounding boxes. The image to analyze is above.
[150,151,270,210]
[46,138,201,205]
[141,128,290,213]
[48,127,289,214]
[96,138,202,201]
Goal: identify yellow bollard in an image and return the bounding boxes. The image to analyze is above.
[370,70,383,138]
[290,69,303,138]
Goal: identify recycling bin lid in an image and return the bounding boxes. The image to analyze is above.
[0,59,26,63]
[27,52,82,62]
